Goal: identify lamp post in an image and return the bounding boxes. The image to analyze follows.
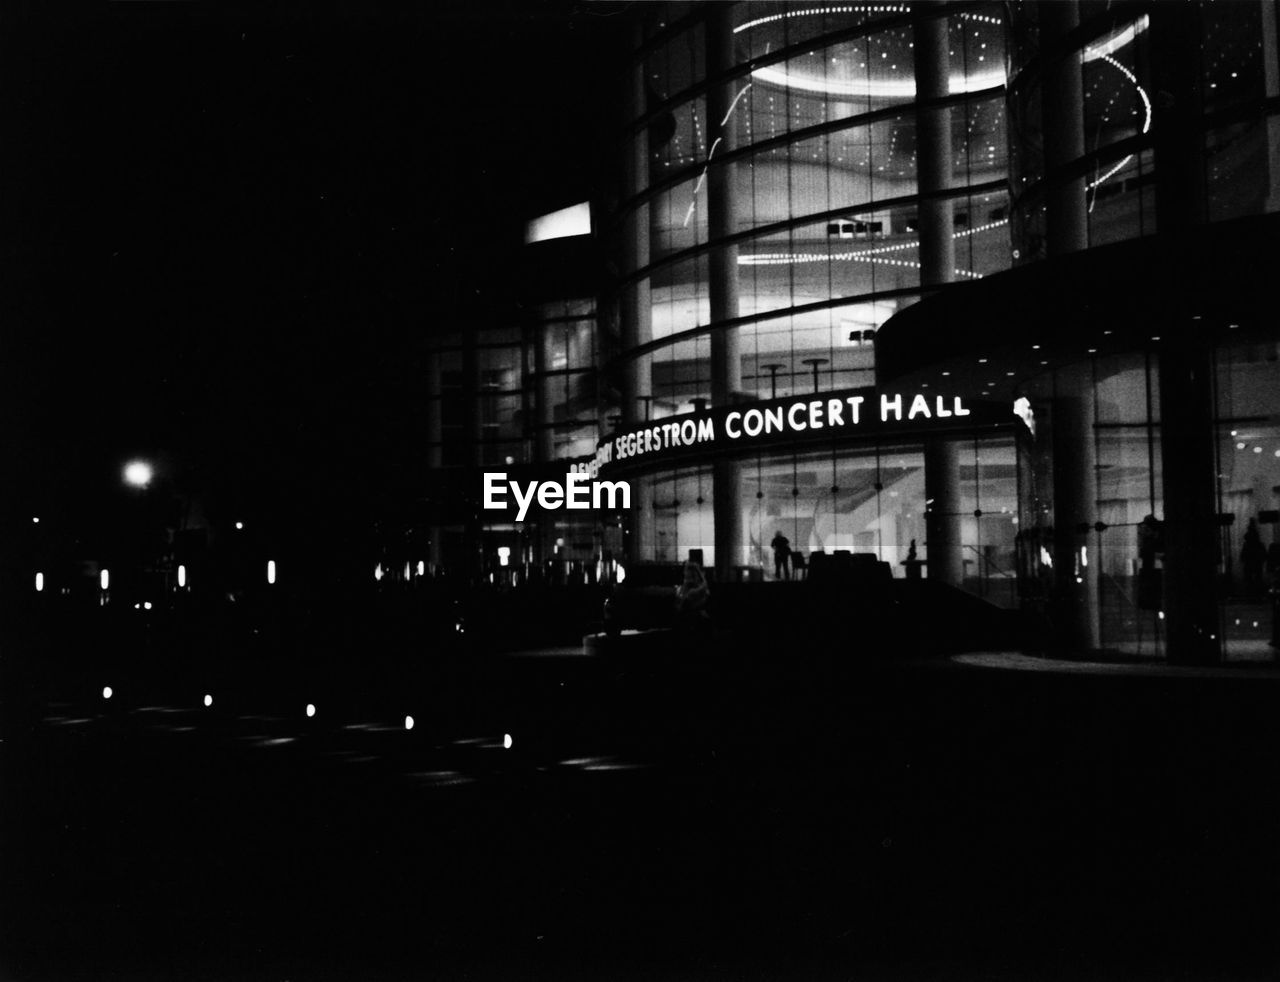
[121,459,160,603]
[760,363,785,400]
[801,358,829,393]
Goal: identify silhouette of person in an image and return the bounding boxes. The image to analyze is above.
[1137,514,1164,610]
[1138,515,1163,570]
[901,538,923,580]
[674,561,710,632]
[1242,518,1266,597]
[770,531,791,581]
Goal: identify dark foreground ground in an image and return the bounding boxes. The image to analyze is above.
[2,619,1279,980]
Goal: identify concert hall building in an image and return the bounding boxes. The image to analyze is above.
[426,1,1280,664]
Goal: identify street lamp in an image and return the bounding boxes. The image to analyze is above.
[123,460,153,488]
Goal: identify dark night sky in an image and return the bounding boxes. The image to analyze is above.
[0,1,625,531]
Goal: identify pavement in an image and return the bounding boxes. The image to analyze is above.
[953,649,1280,679]
[3,636,1280,980]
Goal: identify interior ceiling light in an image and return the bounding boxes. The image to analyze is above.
[741,218,1005,280]
[1084,17,1153,192]
[1080,15,1148,62]
[748,63,1004,99]
[734,6,995,35]
[738,8,1021,97]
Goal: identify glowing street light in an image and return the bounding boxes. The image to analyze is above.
[123,460,154,488]
[267,560,276,585]
[35,572,44,592]
[177,564,186,588]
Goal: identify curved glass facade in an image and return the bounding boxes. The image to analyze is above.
[1008,1,1280,259]
[880,1,1280,662]
[613,2,1016,590]
[628,2,1010,397]
[424,1,1280,658]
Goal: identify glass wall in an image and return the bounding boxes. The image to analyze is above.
[535,299,600,461]
[956,435,1019,607]
[1017,355,1165,656]
[1015,335,1280,660]
[425,297,600,474]
[426,330,531,469]
[1009,1,1280,260]
[476,328,527,467]
[629,432,1017,605]
[616,2,1017,579]
[1216,335,1280,658]
[628,1,1013,424]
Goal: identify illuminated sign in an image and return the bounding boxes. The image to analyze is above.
[1013,397,1036,436]
[574,387,1009,478]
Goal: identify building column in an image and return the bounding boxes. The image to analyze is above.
[1040,0,1088,256]
[707,5,743,579]
[1050,387,1100,650]
[1158,321,1221,664]
[924,438,964,587]
[620,24,654,565]
[913,2,955,286]
[1149,3,1219,664]
[707,3,742,407]
[712,459,741,580]
[1150,1,1208,232]
[533,324,554,462]
[426,351,443,470]
[1261,0,1280,211]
